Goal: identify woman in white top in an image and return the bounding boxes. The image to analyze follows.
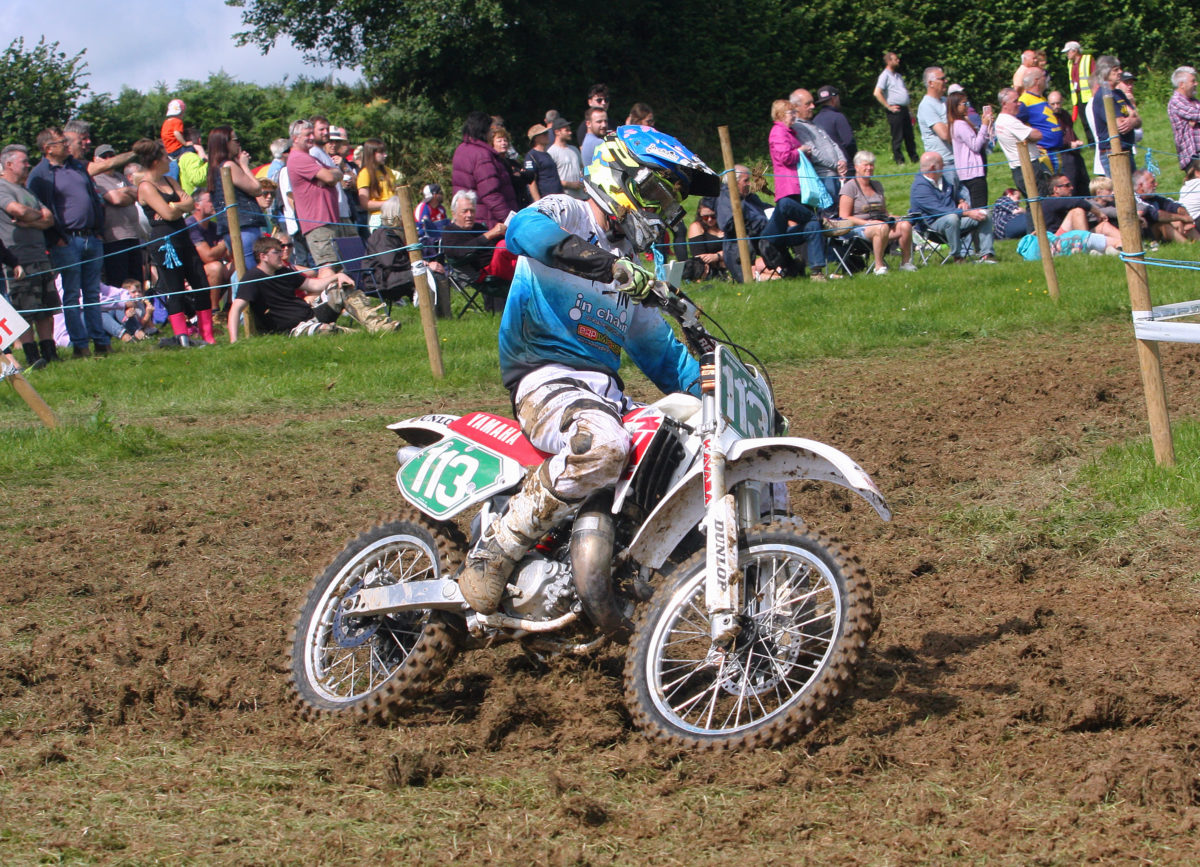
[1180,158,1200,221]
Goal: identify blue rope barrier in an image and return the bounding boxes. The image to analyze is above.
[19,205,238,281]
[1122,252,1200,271]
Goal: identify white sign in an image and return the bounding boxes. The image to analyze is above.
[0,294,30,352]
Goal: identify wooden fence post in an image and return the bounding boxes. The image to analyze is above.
[396,183,445,379]
[0,298,57,428]
[1016,141,1059,300]
[1104,93,1174,466]
[3,368,58,429]
[718,126,754,284]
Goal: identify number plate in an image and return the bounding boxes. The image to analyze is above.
[715,345,774,439]
[397,435,522,519]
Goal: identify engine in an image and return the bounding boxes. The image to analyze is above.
[501,556,577,620]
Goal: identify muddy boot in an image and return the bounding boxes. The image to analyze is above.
[341,288,400,334]
[457,466,576,614]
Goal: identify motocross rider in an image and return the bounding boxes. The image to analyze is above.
[456,125,722,614]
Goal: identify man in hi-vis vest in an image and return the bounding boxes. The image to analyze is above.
[1063,41,1094,138]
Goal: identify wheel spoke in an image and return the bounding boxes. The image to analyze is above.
[667,676,719,719]
[727,653,752,729]
[324,656,362,694]
[660,660,712,694]
[368,643,394,680]
[751,583,828,620]
[697,653,729,729]
[663,623,709,641]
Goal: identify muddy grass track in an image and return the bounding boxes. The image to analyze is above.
[2,322,1199,863]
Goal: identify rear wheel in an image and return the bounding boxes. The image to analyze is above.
[624,520,873,751]
[288,512,467,724]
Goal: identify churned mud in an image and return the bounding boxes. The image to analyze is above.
[3,321,1200,862]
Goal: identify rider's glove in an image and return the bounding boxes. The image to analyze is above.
[612,257,656,302]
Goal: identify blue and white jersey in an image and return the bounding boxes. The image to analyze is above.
[499,194,700,397]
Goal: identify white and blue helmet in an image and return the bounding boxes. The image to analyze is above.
[585,125,720,252]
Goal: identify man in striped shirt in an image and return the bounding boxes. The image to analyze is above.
[1168,66,1200,171]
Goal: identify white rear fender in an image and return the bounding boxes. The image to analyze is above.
[626,436,891,570]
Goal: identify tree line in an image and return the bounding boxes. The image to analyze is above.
[4,0,1197,183]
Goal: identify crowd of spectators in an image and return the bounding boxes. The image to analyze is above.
[728,47,1200,280]
[3,57,1200,371]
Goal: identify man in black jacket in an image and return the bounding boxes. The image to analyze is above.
[814,86,858,176]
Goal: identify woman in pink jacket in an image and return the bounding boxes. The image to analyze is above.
[766,100,830,281]
[949,92,995,208]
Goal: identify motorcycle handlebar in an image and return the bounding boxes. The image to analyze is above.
[645,280,695,319]
[644,281,718,355]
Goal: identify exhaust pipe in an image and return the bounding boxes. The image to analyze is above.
[571,494,633,643]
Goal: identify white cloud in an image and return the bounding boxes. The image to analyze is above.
[3,0,357,96]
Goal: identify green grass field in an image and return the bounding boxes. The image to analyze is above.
[6,86,1200,536]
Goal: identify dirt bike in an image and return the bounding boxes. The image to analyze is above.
[288,280,891,751]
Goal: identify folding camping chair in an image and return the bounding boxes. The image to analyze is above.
[442,261,509,318]
[826,231,874,277]
[430,221,511,317]
[332,234,392,315]
[908,212,958,266]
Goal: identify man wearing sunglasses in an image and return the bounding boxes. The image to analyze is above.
[575,84,609,147]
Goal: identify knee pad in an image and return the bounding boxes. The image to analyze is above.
[551,400,632,496]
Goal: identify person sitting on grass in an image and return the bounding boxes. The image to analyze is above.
[1017,228,1120,259]
[1180,158,1200,222]
[96,280,138,344]
[1087,176,1118,223]
[121,279,156,341]
[186,189,232,312]
[1039,174,1122,244]
[1132,169,1198,244]
[675,196,726,281]
[991,188,1031,240]
[716,164,790,281]
[227,235,399,342]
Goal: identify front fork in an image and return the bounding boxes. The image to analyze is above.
[699,354,745,648]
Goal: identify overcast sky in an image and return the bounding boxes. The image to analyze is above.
[4,0,356,96]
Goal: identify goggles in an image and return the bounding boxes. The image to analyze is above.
[628,168,685,231]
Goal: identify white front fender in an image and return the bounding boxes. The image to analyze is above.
[625,437,891,570]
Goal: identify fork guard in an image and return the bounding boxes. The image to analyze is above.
[625,437,891,570]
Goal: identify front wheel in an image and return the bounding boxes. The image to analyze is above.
[288,513,467,724]
[624,520,874,751]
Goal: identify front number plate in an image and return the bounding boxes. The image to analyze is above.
[716,345,774,439]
